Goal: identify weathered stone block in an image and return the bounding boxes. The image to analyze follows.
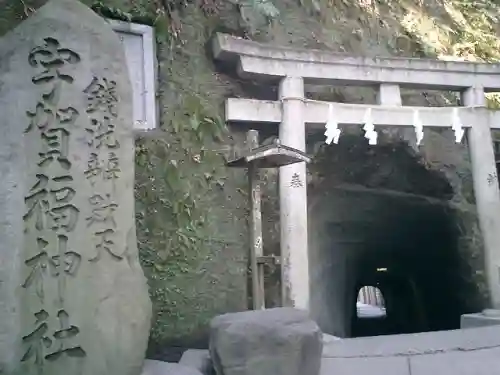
[142,360,203,375]
[209,308,322,375]
[321,357,410,375]
[0,0,152,374]
[179,349,213,375]
[409,347,500,375]
[461,309,500,329]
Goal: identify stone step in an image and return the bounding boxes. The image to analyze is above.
[321,326,500,375]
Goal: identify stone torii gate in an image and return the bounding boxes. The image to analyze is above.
[212,33,500,314]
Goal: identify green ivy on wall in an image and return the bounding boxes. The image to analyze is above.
[135,103,227,266]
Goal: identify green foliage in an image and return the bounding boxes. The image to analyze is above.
[91,1,163,25]
[134,106,231,340]
[441,0,500,108]
[375,0,500,107]
[135,107,227,261]
[246,0,280,19]
[228,0,280,34]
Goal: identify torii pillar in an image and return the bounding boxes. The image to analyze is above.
[279,77,309,309]
[463,87,500,310]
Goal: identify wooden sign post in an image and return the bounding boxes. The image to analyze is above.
[227,130,311,309]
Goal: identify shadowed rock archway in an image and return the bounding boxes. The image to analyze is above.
[307,134,485,338]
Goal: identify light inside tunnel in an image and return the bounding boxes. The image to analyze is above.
[356,286,387,320]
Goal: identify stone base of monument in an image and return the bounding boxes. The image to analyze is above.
[460,309,500,328]
[141,359,203,375]
[209,307,323,375]
[323,333,342,344]
[179,349,213,375]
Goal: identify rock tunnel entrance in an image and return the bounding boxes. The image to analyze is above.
[350,202,462,337]
[307,134,484,338]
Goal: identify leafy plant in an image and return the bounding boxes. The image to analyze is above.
[228,0,280,34]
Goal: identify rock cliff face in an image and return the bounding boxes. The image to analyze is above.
[0,0,493,355]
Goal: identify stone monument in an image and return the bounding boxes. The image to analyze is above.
[0,0,152,374]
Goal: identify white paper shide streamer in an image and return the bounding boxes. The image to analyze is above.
[451,108,464,144]
[413,109,424,146]
[324,104,341,145]
[363,108,378,145]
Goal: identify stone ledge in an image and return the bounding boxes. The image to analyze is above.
[461,309,500,328]
[321,346,500,375]
[322,326,500,358]
[408,347,500,375]
[321,357,410,375]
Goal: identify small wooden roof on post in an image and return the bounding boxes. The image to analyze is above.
[227,140,312,169]
[227,131,312,311]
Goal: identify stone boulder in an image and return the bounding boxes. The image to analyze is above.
[179,349,213,375]
[0,0,152,374]
[209,308,323,375]
[142,360,203,375]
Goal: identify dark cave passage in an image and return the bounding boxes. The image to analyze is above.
[349,196,467,337]
[308,136,484,338]
[309,188,478,338]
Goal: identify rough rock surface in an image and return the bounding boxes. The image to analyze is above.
[179,349,213,375]
[0,0,152,374]
[142,360,203,375]
[210,308,323,375]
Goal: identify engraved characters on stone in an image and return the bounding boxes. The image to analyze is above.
[290,173,303,188]
[84,76,123,262]
[22,309,85,372]
[21,37,86,371]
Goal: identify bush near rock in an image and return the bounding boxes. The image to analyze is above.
[209,307,323,375]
